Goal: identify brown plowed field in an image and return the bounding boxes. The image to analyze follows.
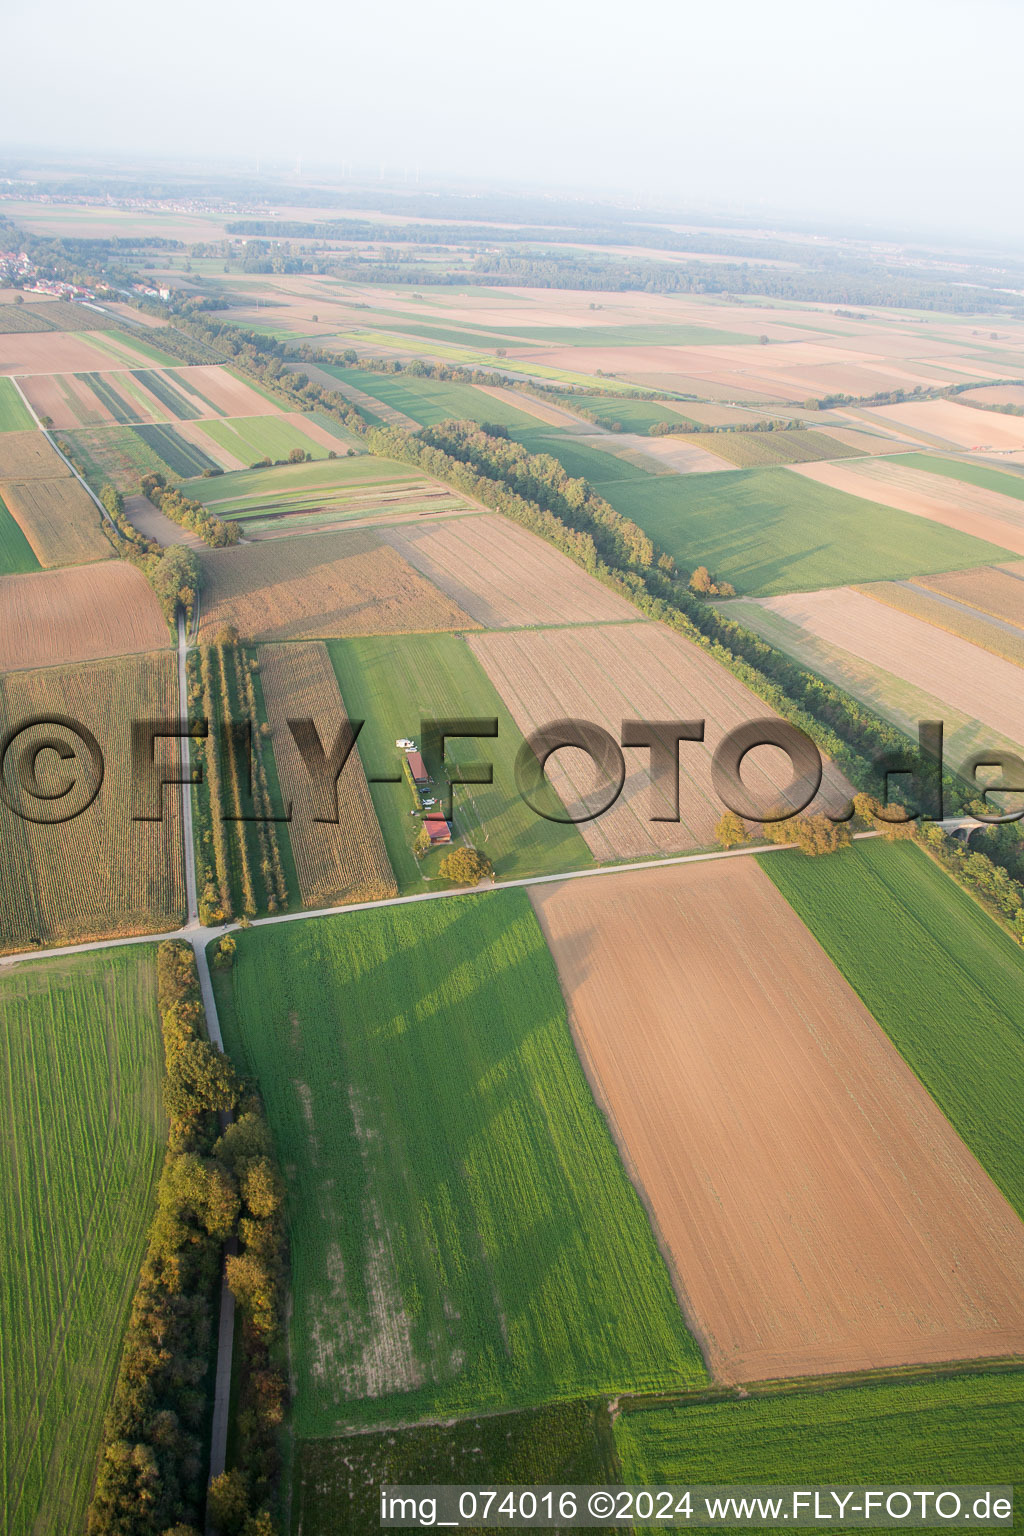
[963,386,1024,407]
[0,563,168,669]
[0,332,113,376]
[18,372,115,428]
[753,586,1024,753]
[473,384,587,428]
[0,432,70,480]
[867,399,1024,451]
[791,458,1024,555]
[468,622,851,859]
[382,514,637,628]
[197,528,476,642]
[0,650,185,953]
[124,494,204,548]
[170,365,287,417]
[531,859,1024,1383]
[1,477,113,567]
[257,641,397,907]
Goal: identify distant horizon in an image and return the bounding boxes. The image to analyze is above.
[2,0,1022,246]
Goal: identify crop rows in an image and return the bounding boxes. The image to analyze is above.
[0,947,165,1536]
[130,369,202,420]
[257,640,396,907]
[0,652,186,952]
[134,422,219,477]
[75,373,140,425]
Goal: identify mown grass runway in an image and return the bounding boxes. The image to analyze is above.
[215,893,705,1434]
[0,947,165,1536]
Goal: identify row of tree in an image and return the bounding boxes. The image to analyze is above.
[87,942,288,1536]
[142,473,239,547]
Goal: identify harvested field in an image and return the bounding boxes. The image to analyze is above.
[918,560,1024,625]
[468,621,851,860]
[382,514,637,628]
[164,364,287,418]
[0,652,185,953]
[19,371,114,429]
[257,641,396,907]
[867,398,1024,452]
[791,457,1024,556]
[0,563,168,670]
[1,477,113,568]
[963,385,1024,407]
[197,528,475,642]
[745,586,1024,754]
[856,579,1024,669]
[0,431,70,480]
[0,331,114,376]
[531,859,1024,1383]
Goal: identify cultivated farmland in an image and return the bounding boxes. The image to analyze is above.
[682,427,865,468]
[856,579,1024,668]
[0,562,169,670]
[313,365,541,429]
[214,894,706,1433]
[0,376,33,431]
[196,528,475,642]
[0,331,122,376]
[586,463,1014,595]
[615,1371,1024,1504]
[468,621,851,860]
[1,476,113,567]
[198,413,326,464]
[792,457,1024,557]
[0,431,70,480]
[0,947,165,1536]
[531,859,1024,1384]
[0,652,186,952]
[737,586,1024,757]
[327,632,593,889]
[865,398,1024,452]
[760,840,1024,1218]
[256,641,396,907]
[918,559,1024,625]
[0,496,41,575]
[382,513,638,628]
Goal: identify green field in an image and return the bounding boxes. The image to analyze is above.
[318,365,541,429]
[0,493,42,574]
[560,396,697,433]
[182,452,423,517]
[327,632,593,889]
[484,322,756,347]
[0,377,33,432]
[616,1371,1024,1532]
[560,461,1014,595]
[215,894,705,1435]
[294,1400,618,1534]
[759,840,1024,1216]
[890,451,1024,501]
[0,947,165,1536]
[198,413,326,463]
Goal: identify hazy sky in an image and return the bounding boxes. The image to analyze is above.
[3,0,1022,240]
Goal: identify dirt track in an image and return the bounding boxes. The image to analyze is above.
[531,859,1024,1383]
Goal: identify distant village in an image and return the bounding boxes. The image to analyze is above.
[0,247,169,302]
